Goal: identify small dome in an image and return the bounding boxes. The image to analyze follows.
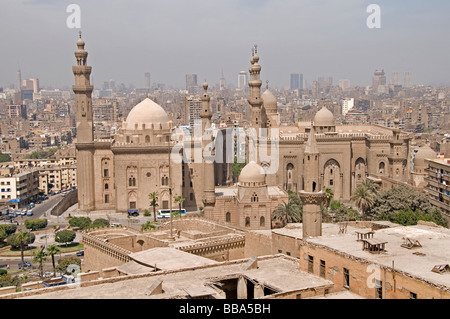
[314,107,335,127]
[414,145,436,168]
[262,89,277,113]
[125,98,170,131]
[239,161,265,185]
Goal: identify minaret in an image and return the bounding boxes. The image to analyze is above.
[299,126,325,238]
[200,82,216,218]
[247,45,263,130]
[72,32,95,211]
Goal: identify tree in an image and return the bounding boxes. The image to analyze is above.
[33,247,48,279]
[141,221,156,231]
[272,192,303,228]
[324,188,334,207]
[90,218,109,229]
[370,185,448,227]
[11,231,35,270]
[55,230,76,247]
[24,219,48,231]
[46,245,61,276]
[57,257,81,275]
[232,157,246,179]
[174,195,185,218]
[351,184,375,220]
[148,191,159,222]
[68,216,92,230]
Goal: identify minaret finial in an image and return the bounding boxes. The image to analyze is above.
[79,30,82,38]
[266,80,269,90]
[254,44,258,54]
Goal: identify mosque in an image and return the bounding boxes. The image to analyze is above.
[72,35,412,233]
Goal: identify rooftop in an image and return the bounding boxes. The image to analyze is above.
[21,255,333,299]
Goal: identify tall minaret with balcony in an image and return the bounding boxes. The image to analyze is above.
[72,32,95,211]
[299,126,325,238]
[247,45,263,130]
[200,82,216,219]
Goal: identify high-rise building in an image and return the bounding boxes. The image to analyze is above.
[186,74,198,94]
[144,72,151,89]
[219,70,226,91]
[318,76,333,90]
[404,72,412,88]
[22,78,39,93]
[339,79,351,91]
[238,71,247,90]
[290,74,300,90]
[341,98,354,115]
[372,70,386,93]
[390,72,401,86]
[186,96,202,128]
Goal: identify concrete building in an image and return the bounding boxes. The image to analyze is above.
[0,170,39,209]
[425,157,450,221]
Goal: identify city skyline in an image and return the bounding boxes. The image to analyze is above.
[1,0,450,89]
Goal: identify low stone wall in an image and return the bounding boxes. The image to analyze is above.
[0,286,16,296]
[51,190,78,217]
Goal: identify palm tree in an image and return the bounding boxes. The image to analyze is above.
[15,231,31,270]
[324,187,334,207]
[46,244,61,276]
[174,195,185,218]
[148,192,158,222]
[272,200,302,228]
[361,179,379,195]
[351,184,375,220]
[33,247,48,279]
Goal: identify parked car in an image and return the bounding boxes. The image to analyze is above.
[20,210,26,216]
[76,250,84,257]
[18,261,32,269]
[26,210,33,216]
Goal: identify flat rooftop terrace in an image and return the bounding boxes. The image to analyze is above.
[306,224,450,289]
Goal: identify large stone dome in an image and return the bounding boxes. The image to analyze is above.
[239,161,266,185]
[313,106,335,127]
[125,98,170,131]
[414,145,436,168]
[262,89,277,113]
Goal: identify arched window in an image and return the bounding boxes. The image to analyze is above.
[245,217,250,227]
[226,212,231,223]
[379,162,385,174]
[104,183,109,190]
[260,216,265,227]
[251,193,258,202]
[145,135,150,143]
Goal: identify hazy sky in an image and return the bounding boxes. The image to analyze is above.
[1,0,450,90]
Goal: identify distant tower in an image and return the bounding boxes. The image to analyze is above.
[238,71,247,90]
[144,72,151,89]
[299,126,325,238]
[72,32,95,211]
[290,74,300,91]
[219,69,226,91]
[247,45,263,130]
[17,69,22,92]
[200,82,216,218]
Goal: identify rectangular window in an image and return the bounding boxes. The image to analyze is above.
[104,194,109,203]
[320,260,326,278]
[329,179,334,186]
[162,200,169,209]
[343,268,350,288]
[129,201,136,209]
[308,255,314,273]
[190,193,194,200]
[104,169,109,177]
